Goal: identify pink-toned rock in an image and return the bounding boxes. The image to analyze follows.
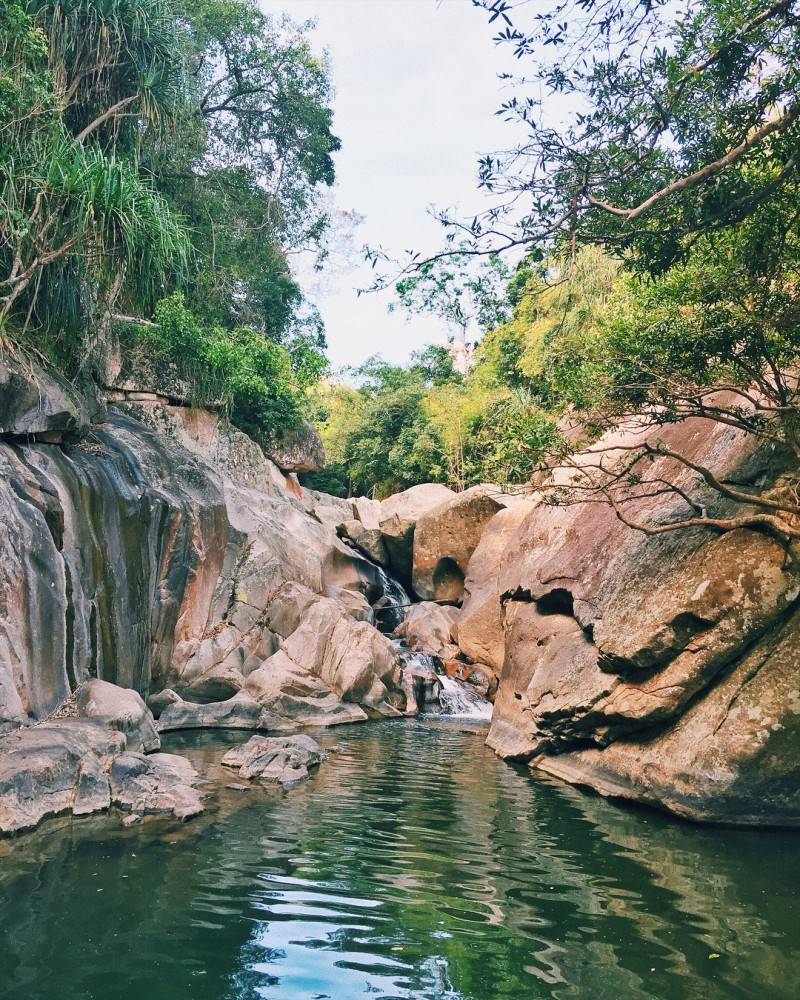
[457,499,537,675]
[486,410,800,825]
[412,485,512,601]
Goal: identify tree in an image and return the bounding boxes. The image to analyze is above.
[390,247,510,370]
[461,0,800,275]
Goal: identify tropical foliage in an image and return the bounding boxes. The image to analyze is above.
[0,0,336,437]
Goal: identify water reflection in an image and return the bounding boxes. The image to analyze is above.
[0,720,797,1000]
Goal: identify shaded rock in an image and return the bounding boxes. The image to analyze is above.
[0,353,92,438]
[378,483,456,587]
[110,752,204,821]
[262,420,325,473]
[75,679,160,753]
[457,499,537,676]
[338,518,389,566]
[0,721,123,835]
[221,734,325,787]
[412,484,511,601]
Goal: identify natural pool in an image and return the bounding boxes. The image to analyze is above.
[0,719,798,1000]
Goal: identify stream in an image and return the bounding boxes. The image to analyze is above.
[0,720,797,1000]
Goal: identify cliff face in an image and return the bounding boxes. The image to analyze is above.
[0,356,403,739]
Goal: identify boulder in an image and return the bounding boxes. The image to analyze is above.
[395,602,461,660]
[412,485,515,602]
[263,420,325,473]
[0,721,124,835]
[157,691,298,733]
[457,499,538,676]
[110,751,204,821]
[378,483,456,586]
[535,603,800,825]
[75,679,160,752]
[244,584,406,726]
[338,518,389,566]
[221,734,325,787]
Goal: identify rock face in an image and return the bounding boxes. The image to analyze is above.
[222,733,324,787]
[412,484,512,601]
[115,399,292,497]
[0,353,94,438]
[486,413,800,825]
[0,356,413,832]
[378,483,456,588]
[457,500,536,677]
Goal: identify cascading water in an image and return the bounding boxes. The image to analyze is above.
[438,675,493,720]
[356,547,493,721]
[371,565,411,633]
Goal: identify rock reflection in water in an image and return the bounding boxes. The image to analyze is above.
[0,720,797,1000]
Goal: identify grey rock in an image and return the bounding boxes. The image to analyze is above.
[221,734,325,787]
[110,752,204,821]
[75,679,160,752]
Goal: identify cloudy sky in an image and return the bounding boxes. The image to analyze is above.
[260,0,516,369]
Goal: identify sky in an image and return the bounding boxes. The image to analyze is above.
[259,0,516,370]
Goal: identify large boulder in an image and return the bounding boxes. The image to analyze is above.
[412,484,513,601]
[263,420,325,473]
[535,603,800,825]
[486,411,800,825]
[395,602,461,660]
[0,721,125,835]
[243,584,406,726]
[75,679,160,752]
[378,483,456,587]
[457,499,538,676]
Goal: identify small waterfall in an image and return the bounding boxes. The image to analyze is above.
[438,676,492,720]
[372,566,411,633]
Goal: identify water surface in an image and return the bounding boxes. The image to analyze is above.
[0,720,797,999]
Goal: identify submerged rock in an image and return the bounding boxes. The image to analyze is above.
[221,734,325,787]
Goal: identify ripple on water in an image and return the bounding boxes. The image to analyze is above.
[0,719,798,1000]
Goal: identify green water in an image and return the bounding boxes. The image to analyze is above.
[0,720,797,1000]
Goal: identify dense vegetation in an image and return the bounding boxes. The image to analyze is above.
[0,0,336,438]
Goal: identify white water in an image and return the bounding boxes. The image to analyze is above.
[438,675,493,720]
